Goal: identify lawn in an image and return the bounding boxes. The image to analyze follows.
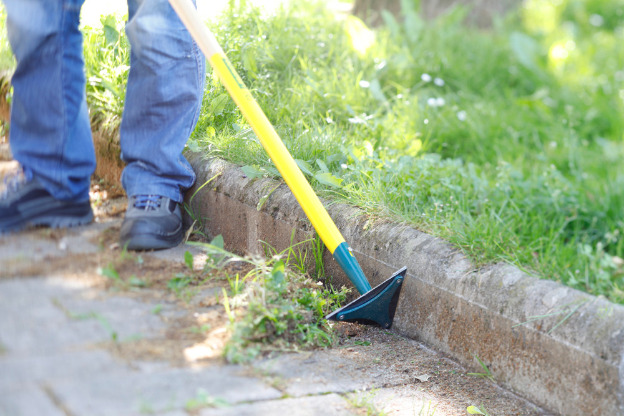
[1,0,623,304]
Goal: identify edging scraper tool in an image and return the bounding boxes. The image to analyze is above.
[169,0,407,328]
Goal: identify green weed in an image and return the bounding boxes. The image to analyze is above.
[191,236,349,363]
[52,298,121,342]
[467,355,495,382]
[185,389,228,411]
[512,298,591,333]
[346,390,386,416]
[183,172,222,242]
[467,404,491,415]
[418,400,437,416]
[98,252,149,290]
[186,324,211,335]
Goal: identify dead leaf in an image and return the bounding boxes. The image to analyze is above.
[415,374,430,382]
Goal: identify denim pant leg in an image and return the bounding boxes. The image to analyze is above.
[121,0,205,203]
[3,0,95,202]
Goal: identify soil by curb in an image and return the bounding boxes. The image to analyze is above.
[185,154,624,416]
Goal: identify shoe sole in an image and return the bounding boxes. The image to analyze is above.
[1,204,94,234]
[121,229,185,251]
[31,210,94,229]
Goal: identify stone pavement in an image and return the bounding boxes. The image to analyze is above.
[0,218,549,416]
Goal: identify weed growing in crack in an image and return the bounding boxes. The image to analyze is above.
[467,354,495,382]
[99,263,146,290]
[183,172,222,242]
[52,298,121,343]
[190,235,350,363]
[418,400,438,416]
[184,389,229,411]
[346,390,386,416]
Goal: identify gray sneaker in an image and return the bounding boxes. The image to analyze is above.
[0,172,93,234]
[119,195,184,250]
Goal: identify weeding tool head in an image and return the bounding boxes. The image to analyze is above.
[326,267,407,329]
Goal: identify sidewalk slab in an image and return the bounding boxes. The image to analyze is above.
[0,385,65,416]
[186,155,624,416]
[199,394,353,416]
[0,278,166,356]
[48,365,282,416]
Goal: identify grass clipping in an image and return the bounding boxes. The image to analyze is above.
[193,237,350,364]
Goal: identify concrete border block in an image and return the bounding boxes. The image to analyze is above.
[186,155,624,416]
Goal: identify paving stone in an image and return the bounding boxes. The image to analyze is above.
[146,244,209,271]
[0,277,168,356]
[0,279,89,355]
[0,350,124,391]
[199,393,354,416]
[252,350,380,397]
[0,384,65,416]
[348,385,449,416]
[56,293,168,341]
[48,365,282,416]
[0,223,103,270]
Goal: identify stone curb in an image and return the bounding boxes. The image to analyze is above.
[185,154,624,416]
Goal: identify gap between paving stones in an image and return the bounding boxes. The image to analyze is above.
[185,154,624,416]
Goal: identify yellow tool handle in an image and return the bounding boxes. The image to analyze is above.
[169,0,345,253]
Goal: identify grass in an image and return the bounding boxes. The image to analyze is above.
[0,7,13,73]
[82,13,129,136]
[0,0,623,304]
[189,0,624,304]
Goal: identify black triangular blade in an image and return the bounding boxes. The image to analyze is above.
[326,267,407,328]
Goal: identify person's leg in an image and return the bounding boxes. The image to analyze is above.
[0,0,94,233]
[119,0,205,249]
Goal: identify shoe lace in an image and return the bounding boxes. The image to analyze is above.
[133,195,162,211]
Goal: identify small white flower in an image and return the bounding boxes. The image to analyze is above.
[457,110,467,121]
[359,80,370,88]
[424,118,429,125]
[421,73,432,82]
[341,163,348,169]
[434,77,445,86]
[435,97,445,107]
[427,97,437,106]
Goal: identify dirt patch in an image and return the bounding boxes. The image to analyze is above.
[94,258,259,367]
[93,130,124,193]
[104,311,230,366]
[336,327,545,415]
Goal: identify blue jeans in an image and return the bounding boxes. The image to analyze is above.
[3,0,205,203]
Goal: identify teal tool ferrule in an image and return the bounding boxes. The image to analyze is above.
[333,242,372,294]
